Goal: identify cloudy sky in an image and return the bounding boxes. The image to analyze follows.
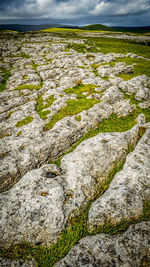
[0,0,150,26]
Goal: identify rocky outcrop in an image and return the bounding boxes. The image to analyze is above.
[0,124,148,248]
[56,222,150,267]
[0,30,150,266]
[88,127,150,230]
[119,75,150,101]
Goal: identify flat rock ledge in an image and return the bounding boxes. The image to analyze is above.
[0,124,149,248]
[88,126,150,230]
[56,221,150,267]
[0,258,35,267]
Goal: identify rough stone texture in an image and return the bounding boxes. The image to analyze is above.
[61,125,144,218]
[113,99,136,117]
[0,30,150,264]
[0,124,147,248]
[97,62,133,78]
[88,127,150,229]
[119,75,150,101]
[0,101,113,193]
[0,164,65,247]
[101,86,124,104]
[56,221,150,267]
[0,258,35,267]
[78,31,150,43]
[0,31,149,194]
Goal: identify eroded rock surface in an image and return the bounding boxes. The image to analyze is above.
[0,125,145,248]
[0,258,35,267]
[88,127,150,229]
[0,30,150,265]
[56,222,150,267]
[1,32,149,193]
[61,125,144,218]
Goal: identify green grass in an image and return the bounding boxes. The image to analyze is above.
[67,42,99,53]
[64,83,98,99]
[62,36,150,58]
[81,24,116,32]
[16,116,33,127]
[14,84,42,91]
[86,37,150,58]
[0,69,11,92]
[75,115,82,122]
[43,98,99,131]
[36,95,55,119]
[10,53,31,59]
[17,131,22,136]
[91,64,100,76]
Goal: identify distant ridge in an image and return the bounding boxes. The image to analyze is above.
[0,23,149,33]
[112,26,150,33]
[80,24,150,33]
[80,24,116,31]
[0,24,79,32]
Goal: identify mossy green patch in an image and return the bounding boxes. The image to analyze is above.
[0,69,11,92]
[75,115,82,122]
[44,98,99,131]
[14,84,41,91]
[20,53,31,59]
[92,57,150,80]
[36,95,55,119]
[38,110,51,120]
[17,131,22,136]
[16,116,33,127]
[91,64,100,76]
[77,65,86,69]
[0,132,11,139]
[64,84,98,99]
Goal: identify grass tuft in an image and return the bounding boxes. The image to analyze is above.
[75,115,82,122]
[64,83,98,99]
[0,69,11,92]
[36,95,55,119]
[44,98,99,131]
[16,116,33,127]
[14,84,41,91]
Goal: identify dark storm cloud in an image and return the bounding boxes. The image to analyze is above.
[0,0,25,10]
[0,0,150,26]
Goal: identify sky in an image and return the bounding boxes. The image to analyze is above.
[0,0,150,26]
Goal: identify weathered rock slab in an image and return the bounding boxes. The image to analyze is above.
[56,222,150,267]
[88,127,150,229]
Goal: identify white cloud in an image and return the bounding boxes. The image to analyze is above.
[90,0,150,16]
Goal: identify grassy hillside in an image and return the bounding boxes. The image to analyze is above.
[80,24,116,31]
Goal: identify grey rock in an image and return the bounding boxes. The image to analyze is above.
[0,164,65,247]
[97,62,133,78]
[0,258,35,267]
[119,75,150,101]
[88,127,150,229]
[61,125,144,217]
[56,222,150,267]
[101,86,124,104]
[113,100,136,117]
